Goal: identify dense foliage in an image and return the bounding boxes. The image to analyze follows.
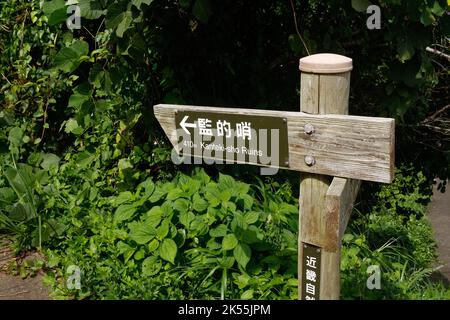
[1,0,449,299]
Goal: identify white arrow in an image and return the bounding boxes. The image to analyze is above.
[180,115,197,134]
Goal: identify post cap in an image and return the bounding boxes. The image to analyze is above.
[299,53,353,74]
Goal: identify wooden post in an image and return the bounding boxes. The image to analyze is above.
[298,54,353,300]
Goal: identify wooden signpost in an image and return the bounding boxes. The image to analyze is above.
[153,53,395,300]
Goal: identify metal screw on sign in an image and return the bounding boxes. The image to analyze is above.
[304,124,314,135]
[304,155,315,166]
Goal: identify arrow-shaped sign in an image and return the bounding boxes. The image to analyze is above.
[180,115,197,134]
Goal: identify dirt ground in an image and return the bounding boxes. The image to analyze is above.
[427,180,450,286]
[0,237,49,300]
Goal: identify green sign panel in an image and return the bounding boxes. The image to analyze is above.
[174,111,289,168]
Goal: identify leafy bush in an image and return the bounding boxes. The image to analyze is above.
[341,165,448,300]
[41,169,298,299]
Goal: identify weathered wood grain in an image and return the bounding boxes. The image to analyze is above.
[153,104,395,183]
[325,178,361,252]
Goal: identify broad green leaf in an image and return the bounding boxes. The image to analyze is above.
[114,204,137,224]
[206,238,221,250]
[65,119,83,135]
[139,178,155,198]
[68,92,90,109]
[132,0,153,9]
[243,211,259,225]
[134,248,146,260]
[159,238,177,264]
[43,0,67,25]
[149,187,166,203]
[8,127,24,146]
[210,224,227,237]
[78,0,105,19]
[193,0,212,23]
[431,1,445,16]
[167,188,184,200]
[117,241,136,262]
[76,151,96,168]
[4,165,35,208]
[156,219,170,239]
[113,191,134,206]
[142,255,162,276]
[116,14,133,38]
[192,194,208,212]
[351,0,372,12]
[233,243,251,269]
[218,173,235,189]
[222,234,238,251]
[420,8,435,26]
[54,40,89,73]
[0,188,15,204]
[146,206,163,227]
[40,153,60,171]
[128,221,156,244]
[147,239,159,252]
[173,198,189,212]
[179,211,195,228]
[241,289,254,300]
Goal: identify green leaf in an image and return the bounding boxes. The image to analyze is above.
[40,153,60,171]
[68,92,90,109]
[192,194,208,212]
[65,119,83,135]
[8,127,24,146]
[156,219,170,239]
[132,0,153,10]
[113,191,134,206]
[233,243,251,269]
[43,0,67,25]
[114,204,137,224]
[142,255,162,276]
[105,3,133,37]
[397,38,415,62]
[222,234,238,251]
[241,289,254,300]
[128,221,156,244]
[210,224,227,237]
[146,206,163,227]
[116,13,133,38]
[117,241,135,262]
[243,211,259,225]
[167,188,184,200]
[193,0,212,23]
[431,1,445,16]
[173,198,189,212]
[420,8,435,26]
[179,211,195,228]
[78,0,105,19]
[147,239,159,253]
[149,187,166,203]
[159,238,177,264]
[351,0,372,12]
[54,40,89,73]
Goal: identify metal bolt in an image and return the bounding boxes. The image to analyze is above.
[304,155,315,166]
[304,123,315,135]
[174,110,178,115]
[283,118,287,123]
[284,159,289,167]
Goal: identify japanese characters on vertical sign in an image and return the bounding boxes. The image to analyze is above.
[301,243,321,300]
[174,111,289,169]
